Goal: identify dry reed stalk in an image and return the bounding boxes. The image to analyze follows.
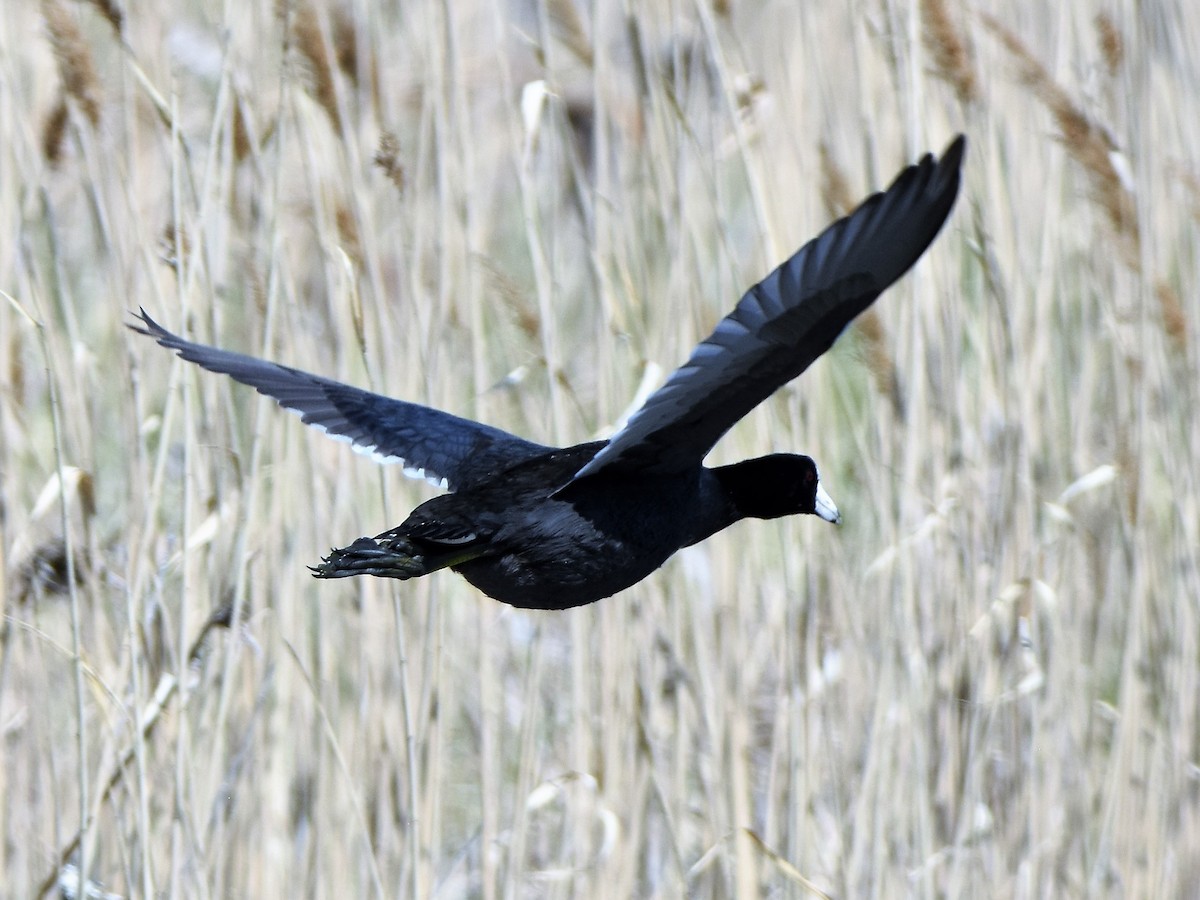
[32,609,236,899]
[6,0,1200,894]
[921,0,979,105]
[42,0,102,127]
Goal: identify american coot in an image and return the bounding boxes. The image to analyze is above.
[133,136,964,609]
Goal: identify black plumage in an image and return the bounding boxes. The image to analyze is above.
[133,136,965,609]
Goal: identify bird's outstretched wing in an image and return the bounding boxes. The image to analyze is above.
[569,135,965,482]
[131,311,551,492]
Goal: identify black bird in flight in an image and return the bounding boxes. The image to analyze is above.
[133,136,964,609]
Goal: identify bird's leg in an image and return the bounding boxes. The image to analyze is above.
[310,536,428,579]
[310,535,485,580]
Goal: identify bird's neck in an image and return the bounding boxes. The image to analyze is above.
[678,468,747,547]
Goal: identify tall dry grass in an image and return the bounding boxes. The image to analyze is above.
[1,1,1198,897]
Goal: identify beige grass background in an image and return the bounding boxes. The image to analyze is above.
[1,0,1198,897]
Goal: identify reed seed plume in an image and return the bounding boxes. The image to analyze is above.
[374,131,406,193]
[1154,280,1187,348]
[158,222,191,269]
[853,306,904,419]
[231,94,253,163]
[335,202,363,267]
[292,4,341,129]
[818,141,855,218]
[331,7,360,84]
[15,538,89,605]
[83,0,123,35]
[190,599,242,664]
[41,93,70,164]
[548,0,594,67]
[42,0,102,127]
[485,258,542,340]
[819,141,903,418]
[921,0,979,105]
[1096,13,1124,76]
[8,333,25,398]
[981,12,1135,250]
[983,12,1188,348]
[1174,163,1200,224]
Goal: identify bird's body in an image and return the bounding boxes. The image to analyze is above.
[350,443,819,608]
[133,136,965,609]
[393,442,703,608]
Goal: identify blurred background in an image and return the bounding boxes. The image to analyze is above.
[1,0,1197,896]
